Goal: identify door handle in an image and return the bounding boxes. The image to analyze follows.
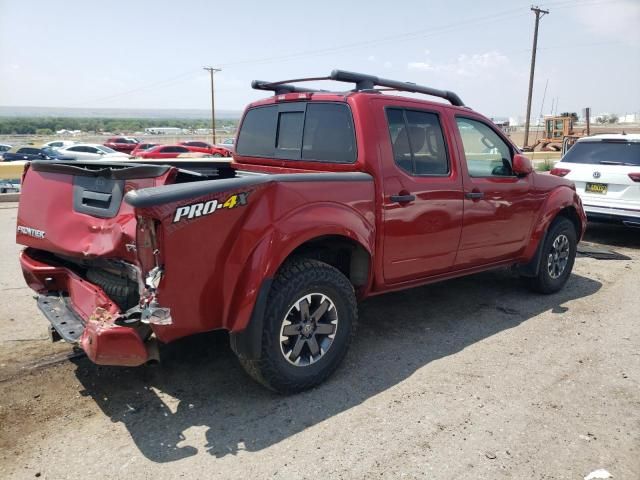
[390,194,416,203]
[464,191,484,200]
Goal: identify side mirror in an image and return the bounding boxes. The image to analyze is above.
[512,153,533,176]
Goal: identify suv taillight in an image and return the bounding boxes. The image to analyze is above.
[628,173,640,182]
[550,167,571,177]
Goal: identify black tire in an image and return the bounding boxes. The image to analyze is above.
[239,259,357,394]
[525,217,577,294]
[86,269,139,311]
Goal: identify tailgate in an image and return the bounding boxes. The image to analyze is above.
[16,161,176,260]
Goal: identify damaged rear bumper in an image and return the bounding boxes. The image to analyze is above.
[20,250,154,367]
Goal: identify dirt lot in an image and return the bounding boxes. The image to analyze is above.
[0,202,638,479]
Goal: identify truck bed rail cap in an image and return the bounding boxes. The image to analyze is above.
[124,171,372,208]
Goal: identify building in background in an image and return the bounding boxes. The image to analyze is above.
[144,127,184,135]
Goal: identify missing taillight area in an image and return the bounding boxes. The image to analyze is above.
[550,167,571,177]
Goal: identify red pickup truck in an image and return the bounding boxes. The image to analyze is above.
[16,71,586,393]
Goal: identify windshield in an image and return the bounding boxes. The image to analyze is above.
[562,141,640,166]
[97,146,117,153]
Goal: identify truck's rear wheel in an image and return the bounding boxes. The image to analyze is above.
[239,259,357,394]
[525,217,577,294]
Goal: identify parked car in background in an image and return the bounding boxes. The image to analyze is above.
[0,179,20,193]
[104,137,140,154]
[551,134,640,228]
[57,144,130,161]
[179,141,231,157]
[43,140,76,150]
[217,138,235,152]
[131,143,159,156]
[136,144,193,159]
[0,144,12,153]
[1,146,73,161]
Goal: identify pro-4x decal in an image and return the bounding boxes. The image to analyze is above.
[173,191,250,223]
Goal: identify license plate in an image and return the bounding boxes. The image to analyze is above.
[585,182,608,194]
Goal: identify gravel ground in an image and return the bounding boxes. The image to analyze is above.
[0,202,638,480]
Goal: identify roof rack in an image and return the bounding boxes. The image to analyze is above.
[251,69,465,107]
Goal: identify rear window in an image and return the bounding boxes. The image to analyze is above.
[236,102,356,163]
[562,141,640,166]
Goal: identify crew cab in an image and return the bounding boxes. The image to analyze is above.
[16,70,586,393]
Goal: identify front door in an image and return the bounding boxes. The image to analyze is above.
[453,115,535,267]
[379,104,464,284]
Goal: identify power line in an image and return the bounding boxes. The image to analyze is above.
[66,0,624,107]
[68,69,201,107]
[215,0,619,68]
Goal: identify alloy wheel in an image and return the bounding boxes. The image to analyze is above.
[279,293,338,367]
[547,234,570,279]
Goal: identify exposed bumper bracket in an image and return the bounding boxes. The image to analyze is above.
[37,293,85,343]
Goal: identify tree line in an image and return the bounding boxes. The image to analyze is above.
[0,117,238,135]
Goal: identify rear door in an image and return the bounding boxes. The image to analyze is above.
[375,99,464,284]
[452,114,535,267]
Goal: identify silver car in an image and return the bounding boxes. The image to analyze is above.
[56,144,130,161]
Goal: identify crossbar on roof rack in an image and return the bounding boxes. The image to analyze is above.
[251,70,465,106]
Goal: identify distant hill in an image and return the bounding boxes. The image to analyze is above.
[0,106,243,120]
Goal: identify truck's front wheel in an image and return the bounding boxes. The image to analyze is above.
[239,259,357,394]
[525,216,577,294]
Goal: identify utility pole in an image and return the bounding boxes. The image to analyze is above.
[203,66,221,144]
[523,6,549,149]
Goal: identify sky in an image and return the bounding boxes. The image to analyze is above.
[0,0,639,118]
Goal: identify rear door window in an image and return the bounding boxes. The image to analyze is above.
[386,108,449,175]
[236,102,356,163]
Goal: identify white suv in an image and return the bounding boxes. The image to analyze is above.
[551,134,640,228]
